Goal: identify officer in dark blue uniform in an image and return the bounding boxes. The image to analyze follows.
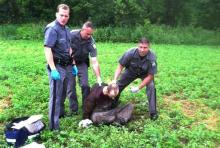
[44,4,78,130]
[70,21,102,109]
[113,38,158,120]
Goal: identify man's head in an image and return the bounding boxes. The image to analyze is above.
[137,38,150,57]
[56,4,70,26]
[80,21,94,40]
[106,83,119,99]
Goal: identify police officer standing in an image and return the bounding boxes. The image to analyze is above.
[113,38,158,120]
[70,21,102,110]
[44,4,78,130]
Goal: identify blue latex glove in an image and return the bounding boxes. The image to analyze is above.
[72,65,78,76]
[51,70,60,80]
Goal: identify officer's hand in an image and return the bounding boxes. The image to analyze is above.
[72,65,78,76]
[78,119,93,128]
[97,77,102,86]
[130,86,139,93]
[51,70,60,80]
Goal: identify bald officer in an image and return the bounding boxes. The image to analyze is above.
[113,38,158,120]
[70,21,102,110]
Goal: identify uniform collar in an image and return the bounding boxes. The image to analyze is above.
[55,20,66,29]
[74,30,83,40]
[76,30,82,40]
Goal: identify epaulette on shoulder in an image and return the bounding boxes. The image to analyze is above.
[128,47,137,55]
[71,29,80,33]
[148,50,157,61]
[46,21,54,28]
[127,47,136,52]
[45,21,57,33]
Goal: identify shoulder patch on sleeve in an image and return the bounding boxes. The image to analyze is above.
[92,43,96,49]
[151,62,156,67]
[71,29,80,33]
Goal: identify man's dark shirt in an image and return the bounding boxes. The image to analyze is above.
[83,84,115,119]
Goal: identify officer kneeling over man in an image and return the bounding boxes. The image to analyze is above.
[79,83,134,128]
[113,37,158,120]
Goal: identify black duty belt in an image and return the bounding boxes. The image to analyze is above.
[54,58,72,66]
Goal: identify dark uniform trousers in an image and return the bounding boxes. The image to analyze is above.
[117,69,157,115]
[48,64,77,130]
[68,62,90,110]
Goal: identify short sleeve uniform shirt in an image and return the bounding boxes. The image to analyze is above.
[44,20,71,61]
[119,48,157,76]
[70,30,97,63]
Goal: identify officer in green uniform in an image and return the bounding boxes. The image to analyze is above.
[70,21,102,110]
[113,38,158,120]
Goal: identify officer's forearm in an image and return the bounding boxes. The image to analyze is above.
[69,47,73,55]
[72,60,76,65]
[69,47,76,65]
[92,59,101,78]
[93,65,101,78]
[114,64,123,80]
[139,75,154,90]
[44,47,56,70]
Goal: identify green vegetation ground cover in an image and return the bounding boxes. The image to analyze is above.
[0,40,219,147]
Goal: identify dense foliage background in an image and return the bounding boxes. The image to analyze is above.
[0,0,219,29]
[0,0,219,44]
[0,23,220,45]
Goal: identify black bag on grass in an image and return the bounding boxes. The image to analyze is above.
[4,116,45,147]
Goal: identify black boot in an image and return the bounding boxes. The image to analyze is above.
[150,113,158,121]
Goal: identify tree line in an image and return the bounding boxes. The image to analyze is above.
[0,0,219,30]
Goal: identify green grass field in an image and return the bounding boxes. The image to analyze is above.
[0,40,219,147]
